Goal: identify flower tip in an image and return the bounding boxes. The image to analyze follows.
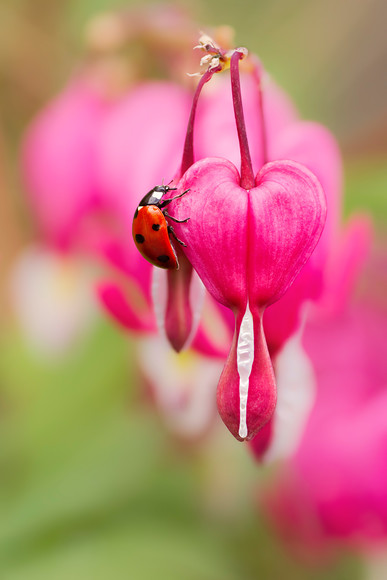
[166,330,187,353]
[191,32,247,76]
[239,424,248,439]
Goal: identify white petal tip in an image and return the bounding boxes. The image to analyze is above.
[238,425,248,439]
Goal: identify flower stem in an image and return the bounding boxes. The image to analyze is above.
[230,51,255,190]
[180,70,214,177]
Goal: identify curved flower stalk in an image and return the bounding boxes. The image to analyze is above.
[170,51,327,440]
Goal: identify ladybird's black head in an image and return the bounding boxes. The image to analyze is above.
[138,184,177,208]
[154,185,176,194]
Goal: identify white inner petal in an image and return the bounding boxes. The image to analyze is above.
[9,245,97,357]
[237,302,254,439]
[263,329,316,463]
[137,335,222,438]
[151,266,167,335]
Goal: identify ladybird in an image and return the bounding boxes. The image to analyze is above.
[132,185,190,270]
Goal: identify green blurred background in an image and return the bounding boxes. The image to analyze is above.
[0,0,386,578]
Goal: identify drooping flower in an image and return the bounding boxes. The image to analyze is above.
[167,50,327,441]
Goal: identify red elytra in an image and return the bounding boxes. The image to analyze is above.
[132,185,190,270]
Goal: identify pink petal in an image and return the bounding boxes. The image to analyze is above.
[263,299,387,549]
[250,160,327,306]
[96,280,155,333]
[216,310,277,440]
[263,260,323,356]
[164,256,193,352]
[95,82,195,342]
[317,215,372,316]
[22,79,109,248]
[171,158,248,309]
[262,123,343,353]
[271,121,343,267]
[152,264,206,353]
[192,296,234,359]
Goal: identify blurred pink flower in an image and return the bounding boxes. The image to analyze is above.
[255,233,387,554]
[22,80,110,251]
[251,216,372,457]
[22,76,192,332]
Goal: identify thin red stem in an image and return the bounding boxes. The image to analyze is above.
[230,51,255,190]
[179,70,214,178]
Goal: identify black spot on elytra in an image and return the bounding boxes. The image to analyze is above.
[152,223,161,231]
[157,255,170,263]
[135,234,145,244]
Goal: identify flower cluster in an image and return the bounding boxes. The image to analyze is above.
[22,8,341,447]
[19,3,387,560]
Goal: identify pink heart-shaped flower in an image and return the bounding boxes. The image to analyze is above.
[170,156,326,440]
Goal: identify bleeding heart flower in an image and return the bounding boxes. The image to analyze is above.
[170,51,327,440]
[173,157,326,440]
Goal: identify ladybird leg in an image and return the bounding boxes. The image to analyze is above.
[159,189,190,208]
[168,225,187,247]
[163,210,190,223]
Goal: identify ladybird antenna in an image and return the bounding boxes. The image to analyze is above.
[166,179,176,190]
